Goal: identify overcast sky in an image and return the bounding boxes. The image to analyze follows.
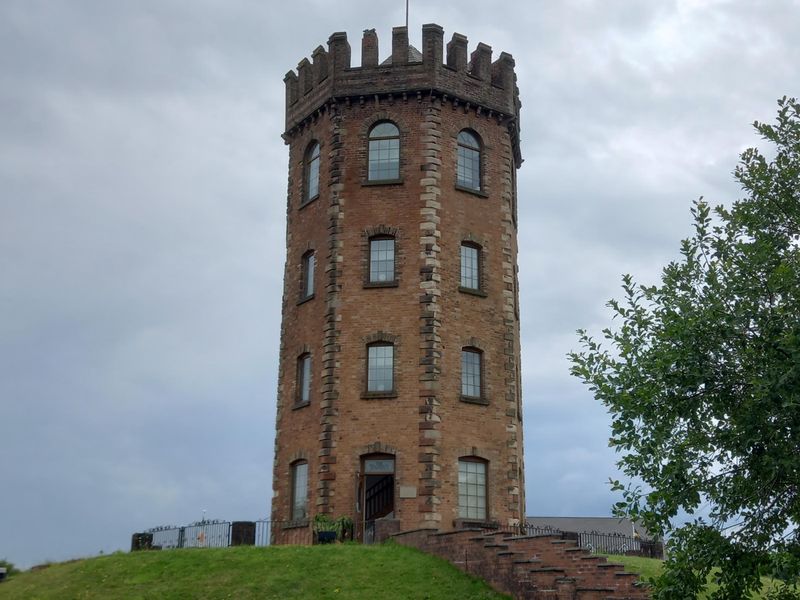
[1,0,797,569]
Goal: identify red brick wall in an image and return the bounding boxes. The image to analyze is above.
[392,529,651,599]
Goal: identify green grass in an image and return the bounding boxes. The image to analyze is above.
[608,554,782,599]
[0,544,509,600]
[2,545,785,599]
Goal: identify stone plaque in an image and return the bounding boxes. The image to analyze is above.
[399,485,417,498]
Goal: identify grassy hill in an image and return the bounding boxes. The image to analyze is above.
[606,554,781,599]
[0,544,509,600]
[1,546,783,599]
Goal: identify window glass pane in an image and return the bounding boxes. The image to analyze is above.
[368,138,400,181]
[457,132,481,191]
[370,238,395,282]
[460,244,479,289]
[368,123,400,181]
[299,355,311,403]
[292,462,308,521]
[367,344,394,392]
[457,131,479,148]
[458,460,486,519]
[370,122,399,138]
[303,253,315,297]
[365,459,395,473]
[306,144,320,200]
[457,145,481,190]
[461,349,482,397]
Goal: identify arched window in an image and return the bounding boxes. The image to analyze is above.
[369,236,396,283]
[296,353,311,406]
[368,122,400,181]
[460,242,481,291]
[367,342,394,393]
[457,130,481,191]
[301,251,315,299]
[458,457,487,520]
[461,347,483,399]
[290,460,309,521]
[304,142,320,202]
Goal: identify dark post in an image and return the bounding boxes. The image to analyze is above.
[130,532,153,551]
[230,521,257,546]
[562,531,580,544]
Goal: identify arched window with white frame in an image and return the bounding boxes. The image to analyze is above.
[304,142,320,202]
[461,346,483,400]
[368,122,400,181]
[458,457,488,520]
[290,460,309,521]
[456,130,481,191]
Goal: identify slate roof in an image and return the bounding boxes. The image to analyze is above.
[380,45,423,65]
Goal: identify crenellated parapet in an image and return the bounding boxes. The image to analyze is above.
[284,24,521,165]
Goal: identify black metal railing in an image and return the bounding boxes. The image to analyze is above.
[148,520,232,549]
[133,519,313,551]
[364,476,394,522]
[133,518,663,559]
[471,522,664,559]
[577,531,663,558]
[468,522,564,538]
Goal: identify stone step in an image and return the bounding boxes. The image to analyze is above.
[576,587,615,600]
[393,527,650,600]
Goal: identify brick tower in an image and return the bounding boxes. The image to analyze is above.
[271,24,524,542]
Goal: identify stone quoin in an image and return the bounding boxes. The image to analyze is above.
[271,23,525,542]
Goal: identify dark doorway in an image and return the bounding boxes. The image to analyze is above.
[359,453,395,543]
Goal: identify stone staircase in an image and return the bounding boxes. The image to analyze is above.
[392,528,650,599]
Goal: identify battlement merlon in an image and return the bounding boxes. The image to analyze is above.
[283,24,521,164]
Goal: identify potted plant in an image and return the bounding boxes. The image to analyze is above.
[312,514,338,544]
[334,516,354,542]
[312,514,355,544]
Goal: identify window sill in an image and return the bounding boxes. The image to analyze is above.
[292,401,310,411]
[455,184,488,198]
[458,286,487,298]
[362,391,398,400]
[453,518,498,530]
[460,395,489,406]
[362,178,404,187]
[282,519,310,530]
[297,294,315,306]
[364,280,399,289]
[299,195,319,210]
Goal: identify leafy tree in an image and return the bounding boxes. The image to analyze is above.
[569,97,800,599]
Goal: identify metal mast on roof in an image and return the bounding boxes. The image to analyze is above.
[405,0,409,28]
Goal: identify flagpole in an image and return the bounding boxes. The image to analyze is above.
[405,0,409,29]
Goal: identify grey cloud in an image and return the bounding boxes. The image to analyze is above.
[2,0,799,570]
